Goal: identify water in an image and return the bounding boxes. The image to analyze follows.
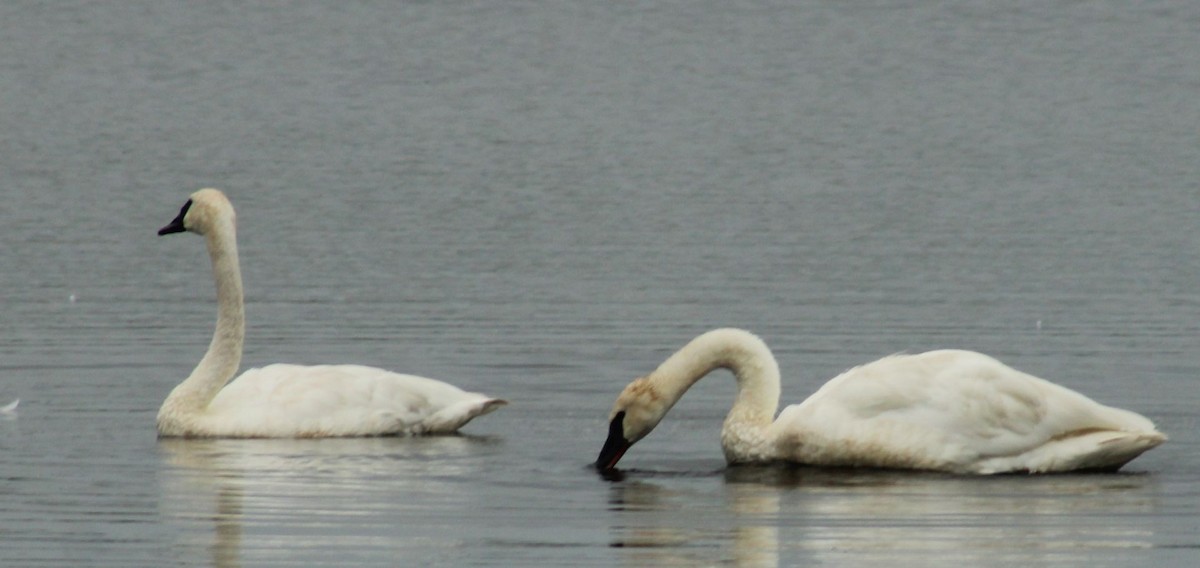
[2,1,1199,566]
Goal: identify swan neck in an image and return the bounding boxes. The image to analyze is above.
[651,329,782,428]
[165,218,244,414]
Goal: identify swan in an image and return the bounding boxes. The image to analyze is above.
[596,328,1165,474]
[156,188,506,438]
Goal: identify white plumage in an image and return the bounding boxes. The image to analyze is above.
[156,188,505,438]
[597,328,1164,474]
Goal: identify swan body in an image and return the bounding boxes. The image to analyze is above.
[157,188,505,438]
[597,328,1164,474]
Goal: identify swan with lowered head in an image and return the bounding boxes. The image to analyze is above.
[597,328,1164,474]
[156,188,505,438]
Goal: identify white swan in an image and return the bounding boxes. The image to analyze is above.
[156,188,506,438]
[597,328,1165,474]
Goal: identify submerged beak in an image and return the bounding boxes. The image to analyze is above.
[595,411,632,472]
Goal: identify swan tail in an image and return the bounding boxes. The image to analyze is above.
[419,397,507,434]
[978,429,1167,474]
[1,398,18,414]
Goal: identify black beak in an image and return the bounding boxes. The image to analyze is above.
[595,411,631,472]
[158,199,192,236]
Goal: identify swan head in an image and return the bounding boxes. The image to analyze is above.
[158,188,235,236]
[596,376,671,471]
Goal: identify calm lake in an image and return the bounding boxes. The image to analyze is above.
[2,1,1198,566]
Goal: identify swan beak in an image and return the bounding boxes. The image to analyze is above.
[596,411,631,472]
[158,216,187,236]
[158,199,192,236]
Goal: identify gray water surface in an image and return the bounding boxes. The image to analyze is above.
[2,2,1198,566]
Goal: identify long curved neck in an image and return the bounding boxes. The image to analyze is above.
[164,217,245,415]
[648,329,782,457]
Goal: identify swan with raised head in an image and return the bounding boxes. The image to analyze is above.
[597,328,1164,474]
[156,188,505,438]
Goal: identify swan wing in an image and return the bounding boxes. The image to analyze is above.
[203,364,504,437]
[773,350,1163,473]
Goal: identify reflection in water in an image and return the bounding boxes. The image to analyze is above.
[158,436,502,567]
[761,467,1160,567]
[607,466,1161,567]
[607,475,781,568]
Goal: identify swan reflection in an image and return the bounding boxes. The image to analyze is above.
[158,436,501,567]
[607,473,780,568]
[608,466,1161,567]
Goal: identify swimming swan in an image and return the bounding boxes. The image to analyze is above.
[156,188,505,438]
[597,328,1164,474]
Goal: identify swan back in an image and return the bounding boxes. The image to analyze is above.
[772,349,1165,473]
[160,364,506,438]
